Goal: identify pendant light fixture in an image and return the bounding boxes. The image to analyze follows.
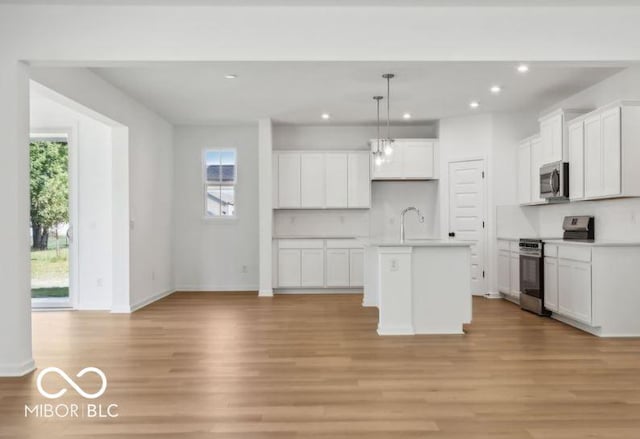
[382,73,395,156]
[373,95,384,167]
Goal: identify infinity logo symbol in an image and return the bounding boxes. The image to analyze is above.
[36,367,108,400]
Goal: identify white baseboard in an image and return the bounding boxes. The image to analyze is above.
[275,288,363,295]
[111,289,176,314]
[362,299,378,307]
[131,289,176,312]
[377,325,415,336]
[259,289,273,297]
[483,291,503,299]
[175,285,259,292]
[0,358,36,377]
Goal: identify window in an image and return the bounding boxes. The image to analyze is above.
[204,149,236,218]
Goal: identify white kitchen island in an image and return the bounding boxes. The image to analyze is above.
[362,240,472,335]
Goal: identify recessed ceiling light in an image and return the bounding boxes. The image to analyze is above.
[224,74,238,79]
[402,112,412,120]
[516,64,529,73]
[469,101,480,109]
[490,85,502,94]
[321,113,331,120]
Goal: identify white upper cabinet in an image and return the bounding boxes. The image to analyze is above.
[371,139,438,180]
[517,135,545,206]
[277,153,301,208]
[538,109,586,165]
[578,102,640,201]
[273,151,371,209]
[530,135,544,204]
[347,152,371,208]
[568,119,585,200]
[601,107,622,197]
[540,112,564,163]
[403,140,435,179]
[325,153,348,208]
[300,153,325,208]
[584,113,603,198]
[517,139,532,205]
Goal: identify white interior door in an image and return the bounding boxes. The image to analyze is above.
[448,159,486,295]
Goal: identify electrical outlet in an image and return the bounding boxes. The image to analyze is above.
[241,265,248,274]
[97,278,103,287]
[389,217,395,225]
[390,259,399,271]
[631,212,638,224]
[151,270,156,280]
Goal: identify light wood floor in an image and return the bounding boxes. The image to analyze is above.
[2,293,640,438]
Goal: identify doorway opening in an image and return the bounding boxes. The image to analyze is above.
[30,131,75,309]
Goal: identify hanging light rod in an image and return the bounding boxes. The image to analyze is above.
[373,95,384,167]
[382,73,395,157]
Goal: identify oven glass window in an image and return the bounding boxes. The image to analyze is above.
[520,255,542,298]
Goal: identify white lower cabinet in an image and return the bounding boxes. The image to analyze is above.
[277,239,364,289]
[558,259,592,325]
[326,249,350,287]
[497,239,519,300]
[498,250,510,294]
[278,249,301,287]
[349,249,364,287]
[509,252,520,297]
[544,244,592,325]
[543,257,559,312]
[301,249,324,287]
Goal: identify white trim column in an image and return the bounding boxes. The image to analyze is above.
[258,118,273,297]
[0,59,35,376]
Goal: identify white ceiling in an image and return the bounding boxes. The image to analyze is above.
[3,0,639,5]
[90,61,627,125]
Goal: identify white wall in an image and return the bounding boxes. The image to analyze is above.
[497,65,640,242]
[173,125,259,291]
[30,89,114,310]
[4,1,640,375]
[439,111,538,294]
[370,181,439,240]
[273,124,438,150]
[273,124,437,239]
[5,5,640,62]
[30,67,175,311]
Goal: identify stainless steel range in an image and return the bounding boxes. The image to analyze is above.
[519,239,550,316]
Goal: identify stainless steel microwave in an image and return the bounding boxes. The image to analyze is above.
[540,161,569,200]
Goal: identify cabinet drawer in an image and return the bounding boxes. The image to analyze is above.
[545,244,558,258]
[326,239,362,249]
[497,240,512,251]
[558,245,591,262]
[278,239,324,249]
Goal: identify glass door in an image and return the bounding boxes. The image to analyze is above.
[30,133,73,309]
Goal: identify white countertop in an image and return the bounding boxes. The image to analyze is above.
[499,236,640,247]
[544,239,640,247]
[361,238,471,247]
[273,236,362,240]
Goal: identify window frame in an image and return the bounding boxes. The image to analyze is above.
[202,147,238,221]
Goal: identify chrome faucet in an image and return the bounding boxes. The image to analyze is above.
[400,206,425,243]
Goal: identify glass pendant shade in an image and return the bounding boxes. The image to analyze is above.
[383,139,394,156]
